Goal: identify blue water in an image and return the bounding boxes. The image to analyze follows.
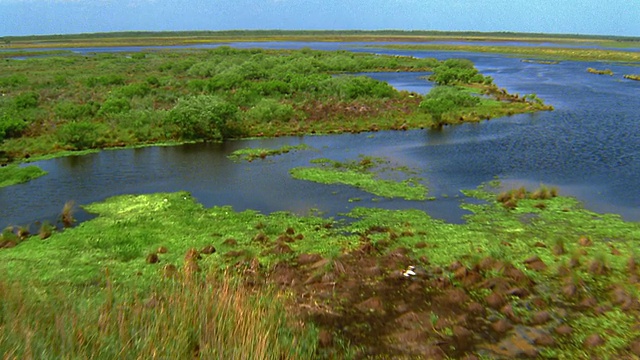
[1,42,639,229]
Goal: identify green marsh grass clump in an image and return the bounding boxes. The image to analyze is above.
[587,67,614,75]
[624,74,640,81]
[0,164,47,187]
[496,184,558,209]
[60,200,75,228]
[228,144,311,162]
[290,156,427,200]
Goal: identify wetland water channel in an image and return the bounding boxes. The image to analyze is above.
[1,42,639,228]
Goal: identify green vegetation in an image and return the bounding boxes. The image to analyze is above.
[290,156,427,200]
[0,270,317,359]
[587,67,614,75]
[375,44,640,63]
[2,183,640,358]
[0,47,547,163]
[624,74,640,81]
[417,59,551,127]
[2,30,639,50]
[228,144,311,162]
[0,164,47,187]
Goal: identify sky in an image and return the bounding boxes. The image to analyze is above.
[1,0,639,38]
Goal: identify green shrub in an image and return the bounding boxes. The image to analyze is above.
[54,101,100,120]
[98,97,131,116]
[13,92,39,109]
[0,112,27,141]
[114,110,167,141]
[167,95,238,141]
[0,74,28,87]
[57,121,105,149]
[145,76,160,87]
[252,80,292,96]
[245,99,296,123]
[113,83,151,98]
[330,76,396,100]
[419,86,481,124]
[85,74,126,87]
[429,59,491,86]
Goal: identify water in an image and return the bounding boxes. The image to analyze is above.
[1,43,639,228]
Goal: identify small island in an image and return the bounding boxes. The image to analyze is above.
[587,67,614,75]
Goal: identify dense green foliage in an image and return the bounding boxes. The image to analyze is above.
[0,47,545,162]
[428,58,493,86]
[419,86,481,125]
[0,48,439,160]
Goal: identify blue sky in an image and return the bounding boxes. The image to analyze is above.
[1,0,639,37]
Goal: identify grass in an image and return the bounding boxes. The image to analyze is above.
[2,183,640,357]
[624,74,640,81]
[0,270,318,359]
[3,30,639,49]
[587,67,614,75]
[227,144,312,162]
[374,44,640,62]
[0,164,47,187]
[290,156,428,200]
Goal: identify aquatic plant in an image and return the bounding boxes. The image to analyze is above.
[290,156,427,200]
[60,200,75,228]
[0,164,47,187]
[587,67,614,75]
[38,221,54,240]
[623,74,640,81]
[227,144,311,162]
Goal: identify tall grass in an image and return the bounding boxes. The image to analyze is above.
[0,270,317,359]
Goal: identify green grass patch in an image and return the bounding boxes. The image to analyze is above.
[2,182,640,357]
[374,44,640,62]
[290,156,428,200]
[228,144,312,162]
[0,164,47,187]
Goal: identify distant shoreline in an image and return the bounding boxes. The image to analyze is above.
[2,30,639,50]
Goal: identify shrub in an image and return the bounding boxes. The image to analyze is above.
[54,101,100,120]
[98,97,131,116]
[85,74,126,88]
[429,59,491,86]
[57,121,105,149]
[0,74,28,87]
[13,92,39,109]
[252,80,292,96]
[0,112,27,141]
[114,110,167,141]
[330,76,396,100]
[419,86,480,124]
[145,76,160,87]
[113,83,151,98]
[245,99,296,123]
[167,95,238,141]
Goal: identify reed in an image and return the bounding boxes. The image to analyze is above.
[0,270,317,359]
